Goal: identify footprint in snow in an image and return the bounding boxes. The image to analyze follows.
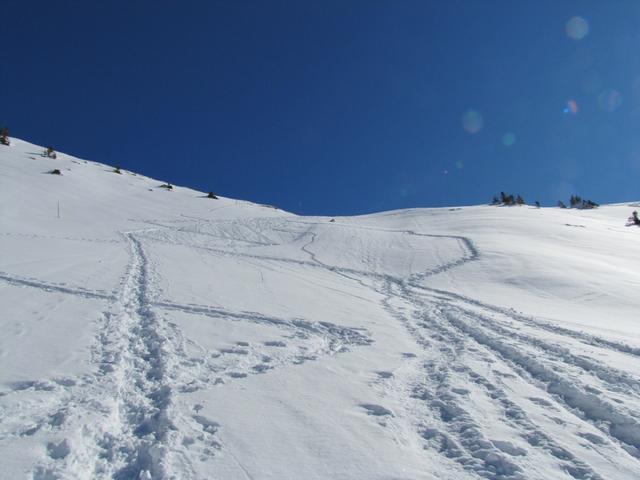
[252,364,273,373]
[47,439,71,460]
[360,404,393,417]
[451,388,470,396]
[528,397,556,409]
[577,432,606,445]
[219,348,249,356]
[491,439,527,457]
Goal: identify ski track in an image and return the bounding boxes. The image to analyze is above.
[134,217,640,477]
[0,271,115,300]
[2,223,374,479]
[3,215,640,478]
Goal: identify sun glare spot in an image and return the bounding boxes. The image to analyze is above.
[566,16,589,40]
[462,110,483,134]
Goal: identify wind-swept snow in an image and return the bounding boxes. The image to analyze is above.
[1,138,639,479]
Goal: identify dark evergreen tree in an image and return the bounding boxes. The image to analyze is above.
[44,146,57,159]
[570,194,582,208]
[0,127,9,146]
[516,194,525,205]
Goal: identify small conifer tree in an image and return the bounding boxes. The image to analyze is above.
[0,127,10,146]
[44,146,57,159]
[516,194,525,205]
[558,200,567,208]
[570,194,582,208]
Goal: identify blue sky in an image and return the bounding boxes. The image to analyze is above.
[2,1,639,215]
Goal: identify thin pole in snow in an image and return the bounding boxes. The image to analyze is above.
[57,201,60,218]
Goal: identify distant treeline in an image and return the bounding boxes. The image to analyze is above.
[491,192,598,209]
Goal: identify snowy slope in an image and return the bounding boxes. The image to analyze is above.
[1,138,639,480]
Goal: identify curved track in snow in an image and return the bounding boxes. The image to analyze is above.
[2,215,640,479]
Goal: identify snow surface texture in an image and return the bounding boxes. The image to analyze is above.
[1,138,639,479]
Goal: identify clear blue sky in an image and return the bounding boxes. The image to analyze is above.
[2,1,639,215]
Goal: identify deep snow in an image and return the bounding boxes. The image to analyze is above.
[1,138,639,479]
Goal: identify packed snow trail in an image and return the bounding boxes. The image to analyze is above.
[1,227,374,479]
[21,232,181,479]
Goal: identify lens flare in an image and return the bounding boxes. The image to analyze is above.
[563,99,578,115]
[462,110,483,134]
[598,89,622,112]
[566,16,589,40]
[502,133,516,146]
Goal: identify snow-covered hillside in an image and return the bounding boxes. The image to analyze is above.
[1,138,639,480]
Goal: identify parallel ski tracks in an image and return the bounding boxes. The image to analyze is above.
[3,216,640,479]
